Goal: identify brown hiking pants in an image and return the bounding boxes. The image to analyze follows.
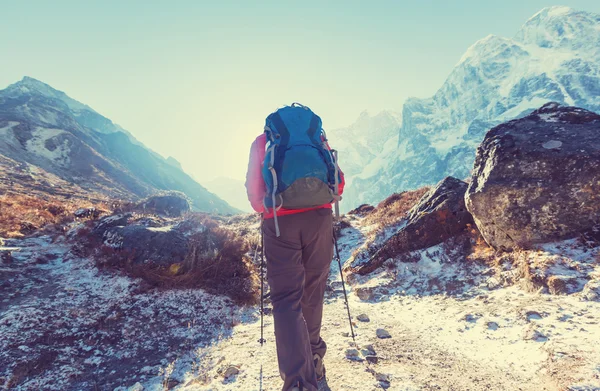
[263,208,334,391]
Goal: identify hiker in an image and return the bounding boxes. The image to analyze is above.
[245,103,345,391]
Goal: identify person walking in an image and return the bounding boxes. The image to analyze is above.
[245,103,344,391]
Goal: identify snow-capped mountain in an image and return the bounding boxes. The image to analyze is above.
[342,6,600,209]
[327,110,401,211]
[0,77,236,214]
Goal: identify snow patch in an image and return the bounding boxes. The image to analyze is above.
[25,127,71,166]
[0,121,19,136]
[546,6,573,18]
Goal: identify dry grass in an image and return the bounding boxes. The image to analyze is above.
[0,193,108,238]
[363,187,430,230]
[465,224,495,261]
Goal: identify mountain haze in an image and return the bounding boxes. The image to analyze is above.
[0,77,236,213]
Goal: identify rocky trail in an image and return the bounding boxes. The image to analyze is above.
[2,218,599,391]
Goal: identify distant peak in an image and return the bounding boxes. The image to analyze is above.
[4,76,95,114]
[15,76,58,92]
[528,6,575,21]
[9,76,64,98]
[515,6,599,48]
[21,76,44,83]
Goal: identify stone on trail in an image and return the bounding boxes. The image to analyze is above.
[522,325,548,342]
[362,344,376,356]
[357,313,370,322]
[375,372,391,382]
[223,365,240,378]
[366,355,379,364]
[345,348,363,361]
[376,328,391,339]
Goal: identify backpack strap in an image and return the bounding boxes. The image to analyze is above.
[321,129,341,218]
[264,126,282,237]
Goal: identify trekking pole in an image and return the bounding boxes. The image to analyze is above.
[332,227,356,345]
[333,226,377,376]
[257,215,266,391]
[259,216,266,347]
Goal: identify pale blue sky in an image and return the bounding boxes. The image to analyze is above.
[1,0,599,182]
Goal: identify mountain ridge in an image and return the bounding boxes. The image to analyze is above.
[339,6,600,210]
[0,76,237,214]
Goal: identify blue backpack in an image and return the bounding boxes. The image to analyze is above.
[262,103,341,235]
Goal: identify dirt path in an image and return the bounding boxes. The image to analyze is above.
[181,291,563,391]
[366,322,557,391]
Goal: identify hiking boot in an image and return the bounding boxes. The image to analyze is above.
[314,354,326,380]
[314,353,332,390]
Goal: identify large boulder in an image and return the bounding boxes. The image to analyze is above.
[466,103,600,251]
[83,213,258,304]
[353,177,474,275]
[138,193,191,217]
[103,224,189,268]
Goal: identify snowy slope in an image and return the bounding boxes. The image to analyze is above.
[344,6,600,209]
[0,77,236,214]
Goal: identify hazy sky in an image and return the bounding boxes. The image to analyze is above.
[2,0,600,183]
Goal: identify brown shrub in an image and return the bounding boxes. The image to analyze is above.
[0,192,111,238]
[347,204,375,216]
[363,187,430,230]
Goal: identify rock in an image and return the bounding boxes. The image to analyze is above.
[487,322,499,331]
[547,275,579,295]
[463,314,479,323]
[354,177,474,275]
[74,207,103,219]
[525,311,543,322]
[581,280,600,302]
[345,348,362,360]
[19,221,37,235]
[223,365,240,378]
[362,344,376,356]
[355,287,376,301]
[0,250,13,264]
[375,372,391,382]
[357,313,370,322]
[466,103,600,251]
[138,193,191,217]
[93,213,132,236]
[376,328,391,339]
[365,355,379,364]
[522,325,548,342]
[102,224,189,268]
[129,383,144,391]
[165,379,180,389]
